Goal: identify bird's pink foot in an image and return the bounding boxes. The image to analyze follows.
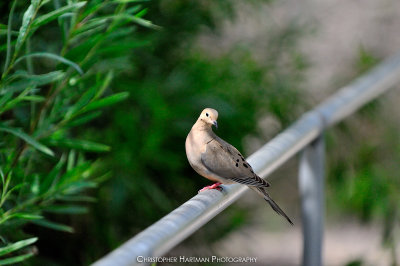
[199,182,222,193]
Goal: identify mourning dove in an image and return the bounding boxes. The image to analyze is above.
[185,108,293,225]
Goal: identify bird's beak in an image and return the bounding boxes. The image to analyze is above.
[213,120,218,129]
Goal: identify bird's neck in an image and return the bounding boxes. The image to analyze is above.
[193,119,215,136]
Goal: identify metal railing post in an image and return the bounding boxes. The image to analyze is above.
[299,136,325,266]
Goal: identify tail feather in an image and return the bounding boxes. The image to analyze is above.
[250,186,294,225]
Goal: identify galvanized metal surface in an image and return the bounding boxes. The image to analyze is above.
[93,52,400,266]
[299,137,325,266]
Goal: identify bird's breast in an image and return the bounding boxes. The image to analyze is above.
[185,132,201,165]
[185,131,223,182]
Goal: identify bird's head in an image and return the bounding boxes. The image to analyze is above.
[199,108,218,129]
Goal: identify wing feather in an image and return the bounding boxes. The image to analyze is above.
[201,137,269,188]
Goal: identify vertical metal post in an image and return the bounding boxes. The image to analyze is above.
[299,136,325,266]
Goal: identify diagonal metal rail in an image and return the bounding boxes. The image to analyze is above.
[93,52,400,266]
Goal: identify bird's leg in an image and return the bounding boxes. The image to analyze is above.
[199,182,222,193]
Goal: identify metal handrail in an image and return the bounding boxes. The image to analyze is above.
[93,52,400,266]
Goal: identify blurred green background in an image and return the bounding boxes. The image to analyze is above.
[0,0,399,265]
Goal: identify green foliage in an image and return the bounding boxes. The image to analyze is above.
[0,237,37,265]
[328,118,400,263]
[0,0,152,263]
[326,48,400,265]
[356,45,379,74]
[345,259,363,266]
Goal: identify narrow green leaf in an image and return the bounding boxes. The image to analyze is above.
[11,213,43,220]
[0,213,43,225]
[44,205,88,214]
[19,95,45,102]
[62,181,97,194]
[80,92,129,114]
[15,4,36,52]
[72,18,108,36]
[126,5,143,15]
[68,23,107,44]
[65,86,97,119]
[41,155,66,193]
[67,150,76,171]
[32,2,86,28]
[0,168,4,186]
[0,29,18,36]
[10,70,63,81]
[40,0,52,7]
[1,183,25,205]
[32,219,74,233]
[4,71,65,93]
[65,111,102,128]
[93,172,112,183]
[64,33,101,62]
[125,14,161,30]
[32,0,40,7]
[57,162,92,186]
[0,237,37,256]
[15,52,83,75]
[56,195,96,202]
[0,252,34,265]
[0,91,13,109]
[45,138,110,152]
[0,125,54,156]
[3,0,17,74]
[0,170,11,208]
[94,71,114,99]
[59,12,74,19]
[135,8,147,18]
[0,212,41,224]
[0,86,34,113]
[0,215,12,225]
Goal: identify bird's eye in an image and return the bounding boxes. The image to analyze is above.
[206,113,209,117]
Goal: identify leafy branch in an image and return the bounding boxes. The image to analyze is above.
[0,0,156,262]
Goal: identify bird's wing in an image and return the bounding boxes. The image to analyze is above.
[201,137,270,187]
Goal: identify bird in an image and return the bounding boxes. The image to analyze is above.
[185,108,293,225]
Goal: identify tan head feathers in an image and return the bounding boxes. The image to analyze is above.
[198,108,218,128]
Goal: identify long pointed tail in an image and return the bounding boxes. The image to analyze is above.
[250,186,294,225]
